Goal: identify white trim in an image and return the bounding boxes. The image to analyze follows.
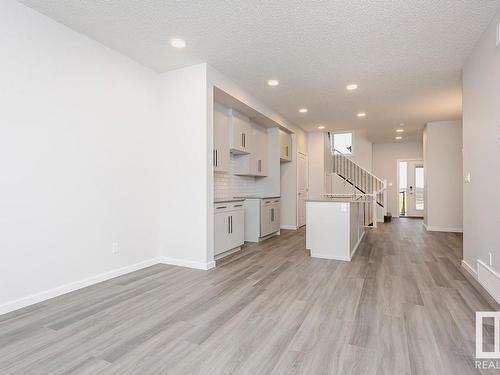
[424,225,463,233]
[350,231,365,258]
[281,225,298,230]
[477,260,500,305]
[310,252,351,262]
[461,259,478,279]
[0,258,160,316]
[158,257,215,270]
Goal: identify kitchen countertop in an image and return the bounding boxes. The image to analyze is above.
[307,195,369,203]
[214,198,246,204]
[234,195,280,200]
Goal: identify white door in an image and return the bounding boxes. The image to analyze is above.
[260,204,273,237]
[214,212,229,255]
[298,153,308,227]
[406,161,424,217]
[228,209,244,249]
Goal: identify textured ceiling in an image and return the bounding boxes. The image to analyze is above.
[18,0,500,142]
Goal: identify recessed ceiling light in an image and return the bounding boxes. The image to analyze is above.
[267,79,279,87]
[399,123,405,127]
[357,112,366,117]
[170,38,186,49]
[396,129,405,133]
[395,136,403,140]
[346,84,358,91]
[299,108,308,113]
[318,125,325,130]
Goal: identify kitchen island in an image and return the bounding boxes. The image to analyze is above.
[306,197,367,262]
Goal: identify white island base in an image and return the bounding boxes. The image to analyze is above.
[306,200,366,262]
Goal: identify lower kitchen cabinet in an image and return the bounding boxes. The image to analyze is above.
[243,197,281,242]
[214,201,245,258]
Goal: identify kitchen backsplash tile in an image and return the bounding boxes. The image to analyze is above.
[214,155,255,199]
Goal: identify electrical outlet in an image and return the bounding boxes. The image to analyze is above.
[112,242,119,254]
[489,252,493,267]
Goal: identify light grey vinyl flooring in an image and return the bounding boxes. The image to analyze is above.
[0,218,497,374]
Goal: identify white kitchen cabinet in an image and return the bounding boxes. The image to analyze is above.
[214,201,245,258]
[229,109,252,154]
[233,122,268,177]
[213,103,230,172]
[279,130,292,162]
[244,197,280,242]
[260,198,280,236]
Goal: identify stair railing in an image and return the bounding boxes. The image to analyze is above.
[325,147,387,228]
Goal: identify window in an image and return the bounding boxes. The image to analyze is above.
[332,132,353,154]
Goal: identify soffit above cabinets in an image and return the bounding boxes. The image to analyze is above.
[214,87,293,134]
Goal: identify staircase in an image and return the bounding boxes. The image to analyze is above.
[325,147,387,228]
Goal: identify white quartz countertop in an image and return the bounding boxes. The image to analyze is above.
[307,196,367,203]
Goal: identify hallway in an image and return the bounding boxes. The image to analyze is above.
[0,219,496,374]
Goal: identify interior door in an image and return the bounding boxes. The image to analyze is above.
[406,161,424,217]
[298,153,308,227]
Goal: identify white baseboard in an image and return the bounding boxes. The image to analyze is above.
[461,259,478,279]
[310,252,351,262]
[158,257,215,270]
[477,260,500,305]
[0,258,160,316]
[350,231,365,259]
[424,224,463,233]
[280,225,298,230]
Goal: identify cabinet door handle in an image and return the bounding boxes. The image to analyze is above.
[228,216,231,234]
[241,133,244,148]
[215,149,218,167]
[243,133,246,148]
[216,206,227,209]
[213,150,216,166]
[286,146,288,157]
[271,208,274,222]
[234,204,243,207]
[230,215,233,233]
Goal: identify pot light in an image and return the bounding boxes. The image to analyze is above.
[170,38,186,49]
[299,108,308,113]
[396,129,405,133]
[346,84,358,91]
[318,125,325,130]
[395,136,403,140]
[357,112,366,117]
[267,79,279,87]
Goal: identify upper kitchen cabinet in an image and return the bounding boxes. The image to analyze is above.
[279,130,292,162]
[213,103,230,172]
[234,122,268,177]
[229,109,252,154]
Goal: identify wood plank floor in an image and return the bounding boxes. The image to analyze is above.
[0,218,497,374]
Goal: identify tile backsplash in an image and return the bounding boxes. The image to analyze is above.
[214,155,255,199]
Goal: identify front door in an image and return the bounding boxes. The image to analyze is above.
[406,161,424,217]
[298,153,308,227]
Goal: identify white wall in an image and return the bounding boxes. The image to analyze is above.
[159,64,212,269]
[462,9,500,276]
[0,0,161,312]
[423,121,463,232]
[372,142,423,217]
[307,132,326,199]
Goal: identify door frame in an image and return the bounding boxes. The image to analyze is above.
[297,152,308,227]
[396,158,424,218]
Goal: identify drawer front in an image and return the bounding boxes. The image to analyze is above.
[261,198,279,208]
[214,202,244,213]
